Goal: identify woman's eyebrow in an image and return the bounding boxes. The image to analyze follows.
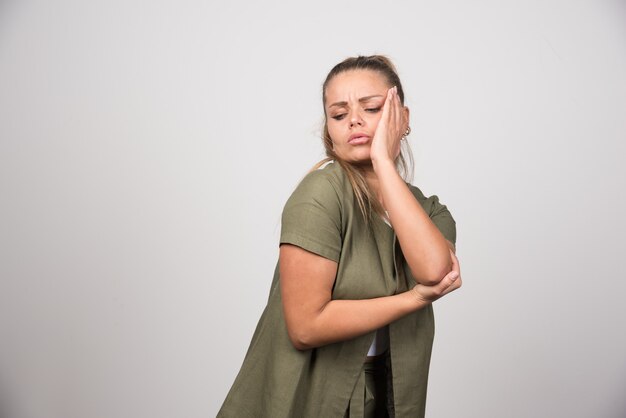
[328,95,384,109]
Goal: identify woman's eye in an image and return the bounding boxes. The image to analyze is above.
[366,107,382,113]
[332,114,347,120]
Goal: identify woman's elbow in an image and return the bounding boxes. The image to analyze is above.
[290,339,313,351]
[286,325,318,351]
[412,258,453,285]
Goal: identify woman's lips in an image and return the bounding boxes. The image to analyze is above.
[348,135,370,145]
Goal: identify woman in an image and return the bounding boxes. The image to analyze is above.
[218,55,462,418]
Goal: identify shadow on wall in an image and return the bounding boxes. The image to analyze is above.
[0,386,12,418]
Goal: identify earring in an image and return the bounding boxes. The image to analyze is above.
[402,126,411,140]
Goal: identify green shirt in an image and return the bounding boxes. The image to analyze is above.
[218,161,456,418]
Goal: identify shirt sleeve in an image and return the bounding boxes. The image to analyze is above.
[409,184,457,246]
[280,171,342,263]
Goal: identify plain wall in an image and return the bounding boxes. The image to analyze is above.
[1,1,625,417]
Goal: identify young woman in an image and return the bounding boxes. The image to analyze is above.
[218,55,462,418]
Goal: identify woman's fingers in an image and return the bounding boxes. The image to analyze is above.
[380,86,393,123]
[450,249,460,275]
[439,269,461,295]
[371,87,393,161]
[391,87,399,135]
[393,87,401,133]
[389,87,402,157]
[388,87,396,125]
[392,87,406,143]
[441,270,462,296]
[372,86,406,161]
[440,252,462,296]
[412,272,458,303]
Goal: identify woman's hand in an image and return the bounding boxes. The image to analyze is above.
[370,86,409,165]
[410,249,462,303]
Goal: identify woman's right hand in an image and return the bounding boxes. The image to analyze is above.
[410,249,462,303]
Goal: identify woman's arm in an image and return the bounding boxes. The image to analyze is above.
[375,159,452,285]
[370,86,452,285]
[280,244,461,350]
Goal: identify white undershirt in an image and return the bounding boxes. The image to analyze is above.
[367,325,390,356]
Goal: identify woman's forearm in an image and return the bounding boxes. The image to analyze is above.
[373,158,452,284]
[280,244,462,351]
[292,291,425,350]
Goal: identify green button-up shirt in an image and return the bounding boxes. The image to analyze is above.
[218,161,456,418]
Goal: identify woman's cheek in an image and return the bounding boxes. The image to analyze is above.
[369,113,382,129]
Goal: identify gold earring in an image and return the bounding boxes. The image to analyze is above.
[402,126,411,140]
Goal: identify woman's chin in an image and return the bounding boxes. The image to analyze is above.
[350,157,374,168]
[334,148,374,166]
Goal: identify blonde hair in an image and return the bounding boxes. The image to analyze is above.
[312,55,414,223]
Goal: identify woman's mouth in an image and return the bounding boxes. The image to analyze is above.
[348,135,370,145]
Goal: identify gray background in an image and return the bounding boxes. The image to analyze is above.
[1,0,625,417]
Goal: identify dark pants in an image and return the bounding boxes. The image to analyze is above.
[345,351,395,418]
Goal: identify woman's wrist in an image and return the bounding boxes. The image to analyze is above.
[408,286,431,307]
[371,155,396,173]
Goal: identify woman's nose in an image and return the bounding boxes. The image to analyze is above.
[349,111,364,127]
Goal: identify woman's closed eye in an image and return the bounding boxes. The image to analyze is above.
[331,107,381,121]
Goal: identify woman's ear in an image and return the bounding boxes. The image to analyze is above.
[403,106,410,131]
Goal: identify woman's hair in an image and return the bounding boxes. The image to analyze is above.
[311,55,414,223]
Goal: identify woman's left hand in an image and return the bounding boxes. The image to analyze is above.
[411,249,462,303]
[370,86,409,164]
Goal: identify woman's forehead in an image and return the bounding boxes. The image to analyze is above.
[325,69,389,101]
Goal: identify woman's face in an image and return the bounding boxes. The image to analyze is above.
[324,69,393,165]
